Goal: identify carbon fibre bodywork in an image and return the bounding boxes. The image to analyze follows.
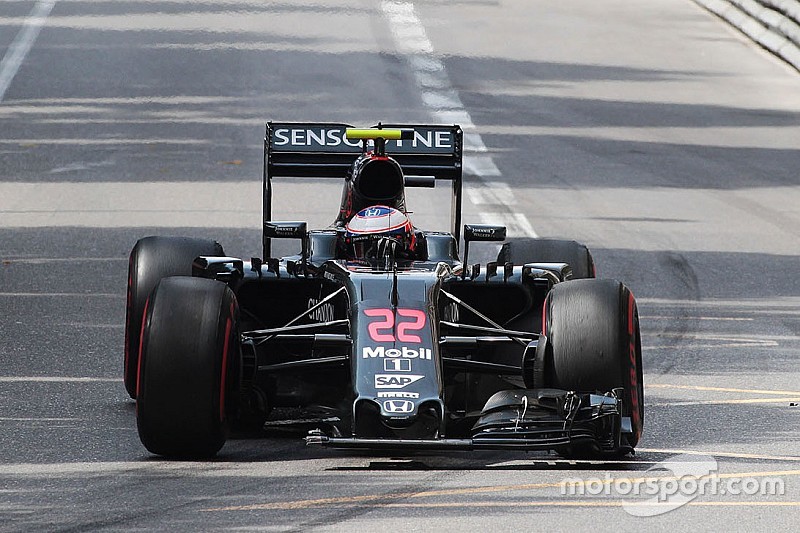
[194,233,631,455]
[132,122,639,457]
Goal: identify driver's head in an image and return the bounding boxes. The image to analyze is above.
[344,205,416,260]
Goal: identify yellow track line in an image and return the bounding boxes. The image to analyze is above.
[637,448,800,462]
[647,383,800,396]
[650,397,800,406]
[378,501,800,508]
[204,468,800,512]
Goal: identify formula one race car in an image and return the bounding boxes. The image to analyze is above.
[123,122,644,459]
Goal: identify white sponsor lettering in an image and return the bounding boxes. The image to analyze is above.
[291,129,304,146]
[377,391,420,398]
[326,129,342,146]
[395,130,452,149]
[273,128,360,148]
[307,129,325,146]
[362,346,432,360]
[384,359,411,372]
[374,374,424,389]
[273,128,452,149]
[273,128,290,146]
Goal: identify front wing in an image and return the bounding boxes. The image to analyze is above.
[307,388,632,456]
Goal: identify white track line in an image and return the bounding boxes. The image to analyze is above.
[0,292,121,298]
[381,1,536,238]
[0,1,57,103]
[0,377,122,383]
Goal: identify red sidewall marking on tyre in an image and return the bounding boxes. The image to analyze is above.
[124,255,134,384]
[541,295,549,337]
[135,297,150,408]
[219,312,232,423]
[626,289,642,441]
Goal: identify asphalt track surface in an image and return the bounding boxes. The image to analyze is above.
[1,1,799,531]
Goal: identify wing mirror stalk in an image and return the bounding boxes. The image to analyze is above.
[461,224,506,279]
[263,221,308,275]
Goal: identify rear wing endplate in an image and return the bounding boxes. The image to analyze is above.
[263,122,463,258]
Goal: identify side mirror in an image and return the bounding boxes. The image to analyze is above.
[264,221,307,240]
[463,224,507,242]
[263,221,308,271]
[461,224,506,279]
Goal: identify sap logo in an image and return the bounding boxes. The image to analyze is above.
[374,374,424,389]
[384,359,411,372]
[362,346,432,360]
[377,391,419,399]
[382,400,414,414]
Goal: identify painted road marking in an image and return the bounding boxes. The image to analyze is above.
[0,257,126,264]
[638,297,800,309]
[0,417,80,422]
[0,138,208,145]
[642,316,754,321]
[381,1,500,177]
[0,292,121,297]
[480,211,539,238]
[348,501,800,508]
[647,383,800,406]
[0,377,122,383]
[202,468,800,511]
[466,183,516,206]
[382,1,536,237]
[648,384,800,396]
[642,332,781,350]
[0,1,57,102]
[637,448,800,462]
[649,397,800,407]
[0,181,261,227]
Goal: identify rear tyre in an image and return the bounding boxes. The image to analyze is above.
[124,236,224,398]
[542,278,643,454]
[136,277,239,458]
[497,238,595,279]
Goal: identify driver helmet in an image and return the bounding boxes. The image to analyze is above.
[344,205,416,260]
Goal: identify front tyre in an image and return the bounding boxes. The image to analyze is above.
[124,236,224,398]
[136,276,239,458]
[543,278,643,452]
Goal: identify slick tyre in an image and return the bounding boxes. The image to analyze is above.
[542,279,643,452]
[497,238,596,279]
[136,276,239,458]
[124,236,224,398]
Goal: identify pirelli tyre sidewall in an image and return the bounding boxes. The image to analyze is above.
[542,278,644,449]
[136,276,239,458]
[496,238,596,279]
[124,236,224,398]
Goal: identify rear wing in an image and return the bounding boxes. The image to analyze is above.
[263,122,463,258]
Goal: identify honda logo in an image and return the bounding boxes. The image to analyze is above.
[382,400,414,414]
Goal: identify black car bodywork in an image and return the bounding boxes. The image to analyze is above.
[126,122,644,458]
